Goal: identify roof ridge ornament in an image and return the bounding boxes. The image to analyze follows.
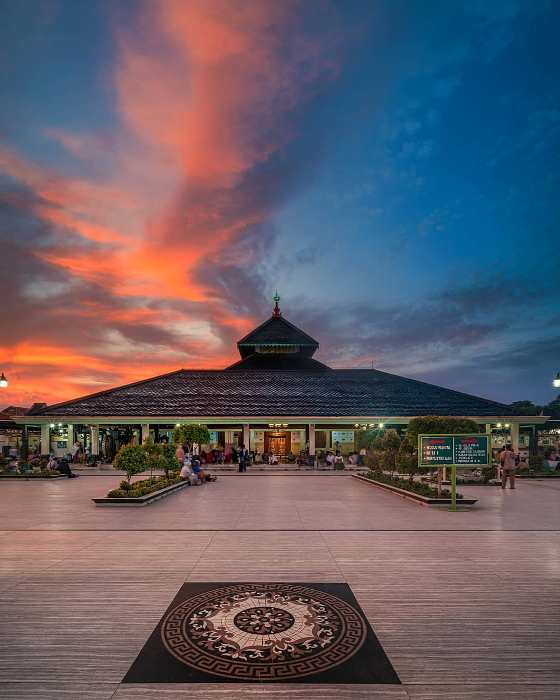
[272,290,281,317]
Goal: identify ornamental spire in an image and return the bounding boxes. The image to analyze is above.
[272,290,281,317]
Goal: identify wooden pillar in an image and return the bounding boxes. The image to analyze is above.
[40,424,50,455]
[91,426,99,456]
[243,423,250,449]
[141,424,150,444]
[308,424,315,456]
[510,423,520,451]
[66,424,74,452]
[21,425,29,459]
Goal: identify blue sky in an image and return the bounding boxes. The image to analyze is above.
[0,0,558,406]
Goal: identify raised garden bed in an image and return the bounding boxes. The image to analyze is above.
[352,473,478,506]
[0,470,65,479]
[93,478,190,506]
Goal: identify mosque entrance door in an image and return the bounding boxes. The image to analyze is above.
[265,431,291,455]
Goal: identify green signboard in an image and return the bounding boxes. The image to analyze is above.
[418,433,490,511]
[419,434,490,467]
[419,436,454,466]
[453,435,489,466]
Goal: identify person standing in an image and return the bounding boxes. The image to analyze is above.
[71,441,80,463]
[499,443,516,489]
[239,443,249,473]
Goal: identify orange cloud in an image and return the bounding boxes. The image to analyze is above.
[2,0,340,407]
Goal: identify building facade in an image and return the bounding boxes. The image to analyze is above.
[15,298,547,460]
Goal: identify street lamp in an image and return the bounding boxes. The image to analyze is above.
[553,372,560,389]
[0,372,7,388]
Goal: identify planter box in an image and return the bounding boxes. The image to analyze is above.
[93,479,190,507]
[0,473,65,479]
[352,474,478,507]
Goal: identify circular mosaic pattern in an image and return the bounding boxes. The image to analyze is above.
[234,606,295,635]
[161,583,368,680]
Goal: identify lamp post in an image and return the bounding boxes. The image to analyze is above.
[0,372,7,388]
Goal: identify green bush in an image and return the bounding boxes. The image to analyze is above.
[0,469,62,478]
[403,417,481,450]
[173,424,211,448]
[481,466,496,483]
[333,462,345,470]
[106,474,183,498]
[113,445,148,483]
[161,442,180,477]
[529,454,544,470]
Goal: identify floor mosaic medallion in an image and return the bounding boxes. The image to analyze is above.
[123,582,400,684]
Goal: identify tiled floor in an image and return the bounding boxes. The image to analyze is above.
[0,474,559,698]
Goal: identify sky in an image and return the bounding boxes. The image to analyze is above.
[0,0,559,409]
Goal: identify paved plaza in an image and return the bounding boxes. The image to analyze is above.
[1,474,559,699]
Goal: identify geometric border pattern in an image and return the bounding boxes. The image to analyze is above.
[122,582,401,685]
[161,583,367,680]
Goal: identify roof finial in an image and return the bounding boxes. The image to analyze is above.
[272,290,281,317]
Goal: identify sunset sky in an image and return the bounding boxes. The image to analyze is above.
[1,0,559,408]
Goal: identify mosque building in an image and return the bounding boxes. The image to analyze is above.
[16,295,545,460]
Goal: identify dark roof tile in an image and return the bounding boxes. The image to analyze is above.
[29,368,514,418]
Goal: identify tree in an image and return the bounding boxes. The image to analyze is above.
[397,440,418,483]
[173,424,211,448]
[161,442,180,478]
[509,400,541,416]
[378,429,401,477]
[545,396,560,419]
[113,445,148,484]
[403,416,481,451]
[142,438,167,482]
[355,428,385,451]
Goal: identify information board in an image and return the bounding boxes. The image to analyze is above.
[332,431,355,444]
[419,436,454,466]
[453,435,489,465]
[419,434,489,467]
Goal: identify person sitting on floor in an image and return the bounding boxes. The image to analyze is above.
[180,462,192,483]
[57,458,78,478]
[191,457,204,484]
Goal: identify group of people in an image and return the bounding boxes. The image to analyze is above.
[175,443,217,485]
[46,454,78,478]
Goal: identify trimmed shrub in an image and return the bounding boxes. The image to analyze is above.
[106,474,183,499]
[173,424,211,448]
[113,445,148,483]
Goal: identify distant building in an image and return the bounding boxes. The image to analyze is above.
[0,409,25,456]
[16,296,547,459]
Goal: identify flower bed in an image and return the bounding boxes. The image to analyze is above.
[353,471,478,506]
[93,474,190,507]
[0,469,64,479]
[107,475,182,498]
[366,470,462,498]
